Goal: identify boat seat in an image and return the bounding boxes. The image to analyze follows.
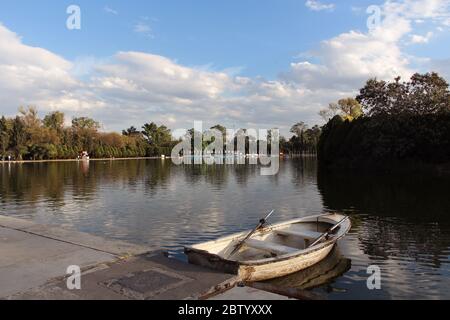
[275,228,323,240]
[244,239,298,256]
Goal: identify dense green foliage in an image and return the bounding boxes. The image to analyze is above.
[318,73,450,169]
[319,113,450,167]
[0,107,320,160]
[319,98,363,122]
[281,123,321,155]
[0,108,177,160]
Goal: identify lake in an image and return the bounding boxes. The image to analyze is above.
[1,158,449,299]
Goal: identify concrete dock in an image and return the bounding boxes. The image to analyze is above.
[0,215,289,300]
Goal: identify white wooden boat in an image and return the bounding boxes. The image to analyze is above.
[265,246,351,290]
[184,213,351,281]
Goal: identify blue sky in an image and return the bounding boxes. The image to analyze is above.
[0,0,379,77]
[0,0,449,134]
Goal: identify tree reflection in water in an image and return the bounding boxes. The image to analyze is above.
[1,159,449,299]
[318,168,450,271]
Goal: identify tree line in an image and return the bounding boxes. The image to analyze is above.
[6,72,444,163]
[0,106,321,161]
[182,124,321,156]
[318,72,450,170]
[0,108,177,161]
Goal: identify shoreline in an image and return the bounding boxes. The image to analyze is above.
[318,159,450,177]
[0,156,170,164]
[0,154,303,164]
[0,215,291,300]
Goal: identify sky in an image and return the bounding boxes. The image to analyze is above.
[0,0,449,135]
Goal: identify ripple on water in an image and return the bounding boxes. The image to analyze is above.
[2,159,450,299]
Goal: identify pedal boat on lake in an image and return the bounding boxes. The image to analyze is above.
[184,213,351,281]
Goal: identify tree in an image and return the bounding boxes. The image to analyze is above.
[286,122,322,154]
[319,103,339,122]
[303,125,322,153]
[289,122,306,154]
[319,98,362,122]
[156,125,172,146]
[210,124,227,141]
[0,108,202,160]
[19,106,41,128]
[357,72,450,116]
[71,117,100,154]
[337,98,363,120]
[142,122,158,145]
[142,123,173,156]
[204,125,227,153]
[28,143,58,160]
[142,123,172,146]
[319,72,450,169]
[10,116,27,160]
[184,128,203,153]
[290,122,307,137]
[44,111,65,131]
[0,116,10,160]
[72,117,100,130]
[99,132,125,149]
[407,72,450,115]
[122,126,140,137]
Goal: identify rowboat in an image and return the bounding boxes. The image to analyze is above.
[265,246,351,290]
[184,213,351,281]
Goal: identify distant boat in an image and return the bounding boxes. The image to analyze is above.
[78,151,90,161]
[184,213,351,281]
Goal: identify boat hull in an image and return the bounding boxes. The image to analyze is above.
[185,213,351,281]
[238,243,335,281]
[186,242,335,282]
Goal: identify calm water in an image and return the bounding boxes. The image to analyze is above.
[1,158,449,299]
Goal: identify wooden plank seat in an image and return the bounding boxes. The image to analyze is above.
[275,228,323,240]
[244,239,298,256]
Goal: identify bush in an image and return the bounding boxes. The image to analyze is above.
[318,113,450,169]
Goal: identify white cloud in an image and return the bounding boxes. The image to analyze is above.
[305,0,335,12]
[93,52,234,101]
[134,23,150,34]
[384,0,450,21]
[104,6,118,15]
[133,22,154,38]
[0,20,325,133]
[283,29,413,92]
[0,23,95,114]
[409,31,434,43]
[0,0,449,134]
[286,0,449,92]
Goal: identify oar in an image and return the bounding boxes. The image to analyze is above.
[307,216,349,248]
[228,210,275,258]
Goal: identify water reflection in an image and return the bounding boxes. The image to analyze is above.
[317,168,450,299]
[265,246,351,293]
[318,169,450,220]
[0,158,324,242]
[318,169,450,267]
[0,159,449,299]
